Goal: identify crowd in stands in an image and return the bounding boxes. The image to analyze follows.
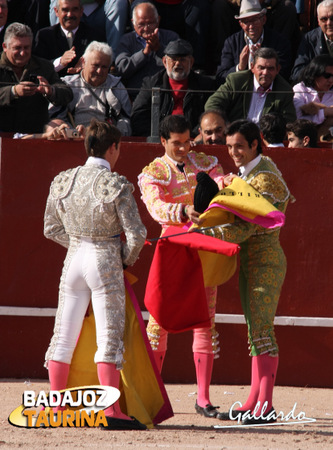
[0,0,332,146]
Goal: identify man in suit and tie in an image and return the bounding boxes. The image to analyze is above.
[33,0,105,77]
[205,47,296,125]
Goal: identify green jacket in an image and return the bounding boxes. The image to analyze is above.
[205,70,296,124]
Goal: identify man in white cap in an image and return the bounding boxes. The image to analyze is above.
[215,0,292,85]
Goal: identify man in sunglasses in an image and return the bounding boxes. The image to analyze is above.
[216,0,292,85]
[292,0,333,83]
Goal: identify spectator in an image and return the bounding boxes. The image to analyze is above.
[286,119,318,148]
[293,55,333,140]
[291,0,333,83]
[205,47,296,125]
[0,0,8,46]
[259,112,286,147]
[34,0,105,77]
[49,0,128,53]
[209,0,300,74]
[49,41,131,136]
[216,0,292,85]
[0,22,72,133]
[132,0,211,71]
[14,118,83,140]
[195,110,227,145]
[115,2,178,100]
[131,39,216,137]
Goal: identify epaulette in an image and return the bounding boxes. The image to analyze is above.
[188,151,219,171]
[250,171,290,204]
[140,158,172,185]
[50,167,80,200]
[93,169,132,203]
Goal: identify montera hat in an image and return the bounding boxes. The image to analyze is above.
[235,0,266,20]
[164,39,193,56]
[194,172,219,214]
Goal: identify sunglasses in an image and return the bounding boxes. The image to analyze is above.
[322,72,333,79]
[319,15,333,22]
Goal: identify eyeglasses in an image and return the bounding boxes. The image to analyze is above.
[319,15,333,22]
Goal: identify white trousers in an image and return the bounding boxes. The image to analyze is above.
[45,237,125,369]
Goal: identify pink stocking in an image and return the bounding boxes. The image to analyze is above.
[256,353,279,413]
[237,356,260,412]
[97,362,130,420]
[48,360,70,412]
[194,352,214,407]
[153,350,166,373]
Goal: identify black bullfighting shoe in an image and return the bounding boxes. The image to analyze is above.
[242,407,277,425]
[216,409,248,421]
[195,401,220,418]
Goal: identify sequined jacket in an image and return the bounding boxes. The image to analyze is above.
[206,155,291,243]
[138,151,224,228]
[44,161,147,267]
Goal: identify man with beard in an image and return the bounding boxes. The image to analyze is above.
[205,47,296,125]
[195,110,227,145]
[131,39,216,137]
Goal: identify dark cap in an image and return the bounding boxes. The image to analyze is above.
[164,39,193,57]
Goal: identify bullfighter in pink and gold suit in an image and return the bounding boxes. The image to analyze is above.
[138,115,225,419]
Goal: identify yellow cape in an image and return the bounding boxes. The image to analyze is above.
[191,177,285,287]
[66,272,173,428]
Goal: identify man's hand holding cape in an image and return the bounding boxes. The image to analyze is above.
[144,176,285,333]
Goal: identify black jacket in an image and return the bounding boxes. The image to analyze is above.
[291,27,329,83]
[0,53,73,133]
[33,22,105,77]
[131,70,216,137]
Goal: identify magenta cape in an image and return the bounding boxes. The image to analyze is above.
[144,226,240,333]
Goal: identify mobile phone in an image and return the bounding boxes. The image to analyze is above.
[29,74,38,84]
[65,128,79,138]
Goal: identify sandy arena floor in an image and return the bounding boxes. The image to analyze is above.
[1,380,333,449]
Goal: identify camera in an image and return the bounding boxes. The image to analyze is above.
[65,128,79,139]
[29,74,38,84]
